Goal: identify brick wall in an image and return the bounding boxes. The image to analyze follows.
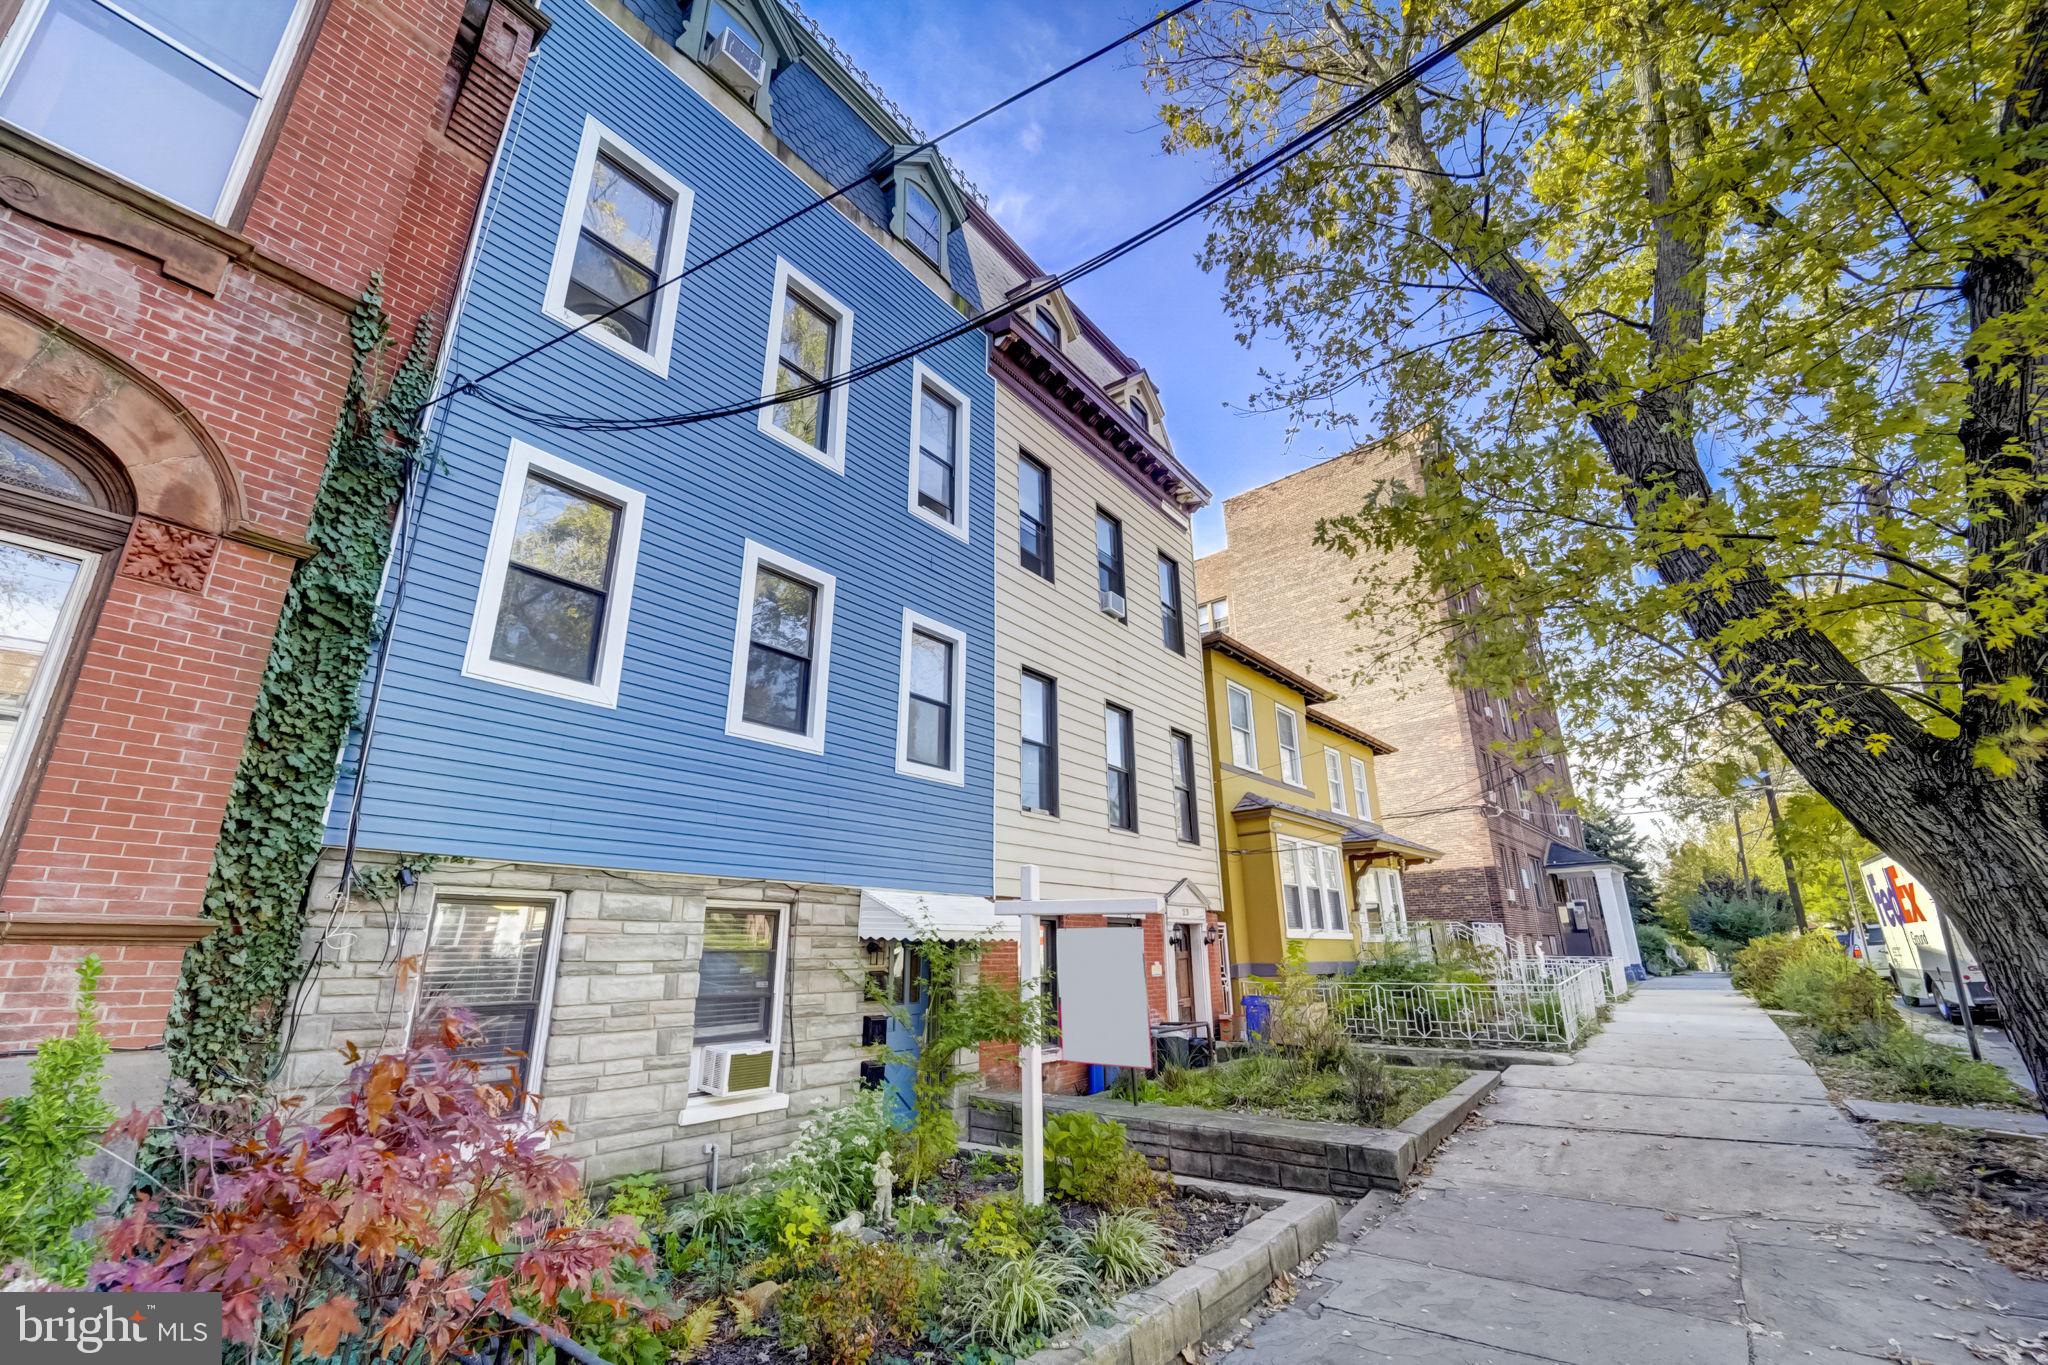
[0,0,539,1052]
[1194,431,1595,945]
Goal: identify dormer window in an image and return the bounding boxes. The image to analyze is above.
[903,181,943,263]
[1033,309,1062,347]
[706,1,761,61]
[1127,399,1150,433]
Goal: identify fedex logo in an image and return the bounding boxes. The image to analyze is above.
[1864,864,1927,929]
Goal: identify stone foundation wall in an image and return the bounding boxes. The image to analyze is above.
[281,852,863,1186]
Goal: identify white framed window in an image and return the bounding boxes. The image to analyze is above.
[683,903,793,1126]
[410,893,566,1095]
[1198,598,1230,633]
[1020,668,1058,814]
[463,441,645,708]
[541,117,695,377]
[1321,846,1348,933]
[757,259,853,472]
[1351,756,1372,820]
[1275,705,1303,785]
[1325,749,1347,815]
[1225,682,1256,768]
[0,528,98,825]
[1278,837,1345,935]
[895,608,966,784]
[725,539,835,752]
[0,0,315,220]
[907,362,970,541]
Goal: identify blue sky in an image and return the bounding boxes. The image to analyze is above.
[801,0,1350,555]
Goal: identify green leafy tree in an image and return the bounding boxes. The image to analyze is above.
[1149,0,2048,1087]
[0,957,115,1285]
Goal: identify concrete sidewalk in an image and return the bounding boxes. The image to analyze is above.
[1227,976,2048,1364]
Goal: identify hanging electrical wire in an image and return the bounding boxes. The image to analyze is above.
[414,0,1208,419]
[464,0,1537,435]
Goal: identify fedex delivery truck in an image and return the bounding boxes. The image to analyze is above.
[1860,855,1999,1023]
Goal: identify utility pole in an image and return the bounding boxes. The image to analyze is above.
[1759,768,1808,933]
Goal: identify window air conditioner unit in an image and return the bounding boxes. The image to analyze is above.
[705,24,766,96]
[1099,589,1126,617]
[693,1043,775,1096]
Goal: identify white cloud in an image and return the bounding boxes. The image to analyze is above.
[1019,121,1044,154]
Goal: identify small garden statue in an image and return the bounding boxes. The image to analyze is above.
[871,1147,894,1226]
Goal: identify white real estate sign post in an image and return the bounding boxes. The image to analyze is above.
[1002,864,1162,1205]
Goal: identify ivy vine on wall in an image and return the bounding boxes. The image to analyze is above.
[163,279,435,1099]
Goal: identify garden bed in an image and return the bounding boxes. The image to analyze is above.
[1876,1122,2048,1279]
[969,1069,1498,1197]
[1140,1051,1468,1125]
[1772,1016,2035,1111]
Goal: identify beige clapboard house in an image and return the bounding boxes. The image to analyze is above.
[963,205,1227,1085]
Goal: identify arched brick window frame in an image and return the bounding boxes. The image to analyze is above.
[0,400,136,862]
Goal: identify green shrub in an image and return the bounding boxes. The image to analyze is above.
[1077,1211,1170,1292]
[749,1183,830,1266]
[0,956,114,1286]
[1870,1031,2031,1106]
[778,1239,931,1365]
[778,1089,890,1220]
[1342,1050,1401,1126]
[1776,954,1898,1048]
[1730,931,1834,1005]
[664,1188,760,1280]
[604,1172,668,1232]
[1043,1112,1160,1209]
[959,1192,1059,1259]
[1635,923,1679,976]
[949,1246,1094,1353]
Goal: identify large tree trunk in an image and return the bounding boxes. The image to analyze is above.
[1324,2,2048,1095]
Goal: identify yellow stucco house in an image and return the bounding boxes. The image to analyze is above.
[1202,632,1440,1010]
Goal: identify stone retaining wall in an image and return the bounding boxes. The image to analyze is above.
[968,1071,1498,1196]
[1023,1178,1339,1365]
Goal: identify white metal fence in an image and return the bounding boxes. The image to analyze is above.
[1315,961,1611,1051]
[1505,953,1629,1000]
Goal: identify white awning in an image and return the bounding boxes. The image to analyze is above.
[858,888,1009,941]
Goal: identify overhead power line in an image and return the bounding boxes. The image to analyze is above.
[417,0,1207,418]
[466,0,1540,436]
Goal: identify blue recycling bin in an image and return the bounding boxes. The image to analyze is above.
[1242,993,1272,1043]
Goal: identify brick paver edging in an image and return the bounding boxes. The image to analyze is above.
[1022,1177,1340,1365]
[967,1070,1500,1196]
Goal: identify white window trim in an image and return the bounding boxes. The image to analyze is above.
[906,360,971,541]
[1351,756,1373,821]
[756,258,854,472]
[541,116,696,378]
[1325,749,1347,815]
[0,530,95,823]
[1275,704,1304,786]
[725,538,836,753]
[462,440,646,708]
[404,891,567,1098]
[1279,837,1352,940]
[894,607,967,785]
[1226,681,1257,769]
[681,900,794,1127]
[0,0,317,223]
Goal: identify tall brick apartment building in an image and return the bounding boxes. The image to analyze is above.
[1195,431,1640,961]
[0,0,542,1064]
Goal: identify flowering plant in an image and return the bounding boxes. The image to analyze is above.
[98,1015,650,1359]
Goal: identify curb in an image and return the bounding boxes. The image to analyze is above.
[1021,1178,1340,1365]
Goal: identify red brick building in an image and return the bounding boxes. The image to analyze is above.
[1194,431,1612,956]
[0,0,542,1057]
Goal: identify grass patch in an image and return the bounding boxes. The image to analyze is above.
[1145,1051,1467,1127]
[1775,1018,2036,1111]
